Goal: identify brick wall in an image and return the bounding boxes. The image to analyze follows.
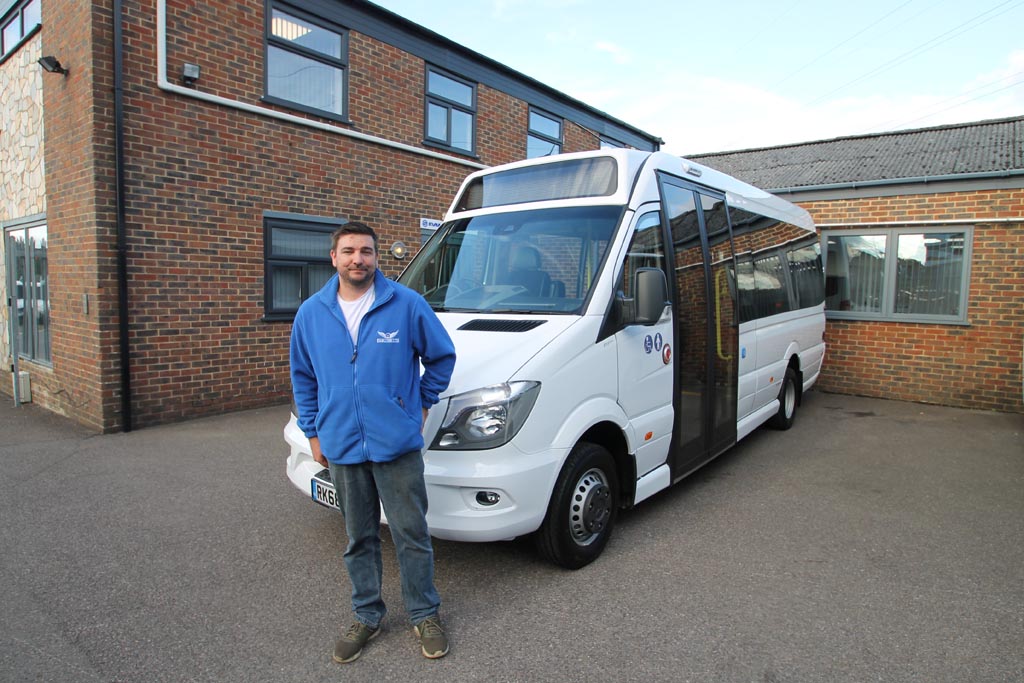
[801,189,1024,413]
[39,0,609,430]
[25,0,120,431]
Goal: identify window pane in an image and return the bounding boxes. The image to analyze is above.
[527,134,558,158]
[825,234,886,313]
[895,232,964,316]
[307,263,335,294]
[28,226,49,363]
[427,71,472,106]
[788,243,825,308]
[268,45,343,114]
[735,258,756,323]
[427,102,448,141]
[7,230,28,357]
[24,0,40,30]
[450,109,473,151]
[753,253,790,317]
[3,18,19,52]
[271,265,303,310]
[271,227,331,259]
[621,212,664,298]
[271,9,341,59]
[529,111,560,139]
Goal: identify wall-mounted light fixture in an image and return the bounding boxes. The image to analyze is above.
[390,241,409,260]
[38,56,69,76]
[181,63,200,86]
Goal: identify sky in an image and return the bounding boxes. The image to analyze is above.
[370,0,1024,155]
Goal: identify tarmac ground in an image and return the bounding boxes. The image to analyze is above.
[0,390,1021,682]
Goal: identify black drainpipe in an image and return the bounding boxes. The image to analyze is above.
[113,0,132,431]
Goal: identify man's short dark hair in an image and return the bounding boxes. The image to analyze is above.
[331,221,378,252]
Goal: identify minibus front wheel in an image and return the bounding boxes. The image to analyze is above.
[535,442,619,569]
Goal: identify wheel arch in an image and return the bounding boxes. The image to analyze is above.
[579,421,636,509]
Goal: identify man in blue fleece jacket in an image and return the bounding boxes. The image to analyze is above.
[289,221,455,663]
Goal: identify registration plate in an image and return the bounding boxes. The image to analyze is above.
[311,469,340,510]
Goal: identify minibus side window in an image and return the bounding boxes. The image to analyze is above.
[620,211,665,298]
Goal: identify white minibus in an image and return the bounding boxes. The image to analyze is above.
[285,150,826,568]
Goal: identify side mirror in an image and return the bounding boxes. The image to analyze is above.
[633,267,668,325]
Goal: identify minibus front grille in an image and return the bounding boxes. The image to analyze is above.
[458,319,547,333]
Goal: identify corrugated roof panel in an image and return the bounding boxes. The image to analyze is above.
[689,116,1024,189]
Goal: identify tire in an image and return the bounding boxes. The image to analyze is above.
[768,366,798,430]
[535,442,619,569]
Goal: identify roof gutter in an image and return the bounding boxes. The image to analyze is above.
[769,168,1024,195]
[154,0,486,170]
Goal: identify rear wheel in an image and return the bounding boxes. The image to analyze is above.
[768,366,798,430]
[535,442,618,569]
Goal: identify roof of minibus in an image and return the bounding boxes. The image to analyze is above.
[446,150,816,232]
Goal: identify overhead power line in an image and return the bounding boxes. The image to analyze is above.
[801,0,1024,108]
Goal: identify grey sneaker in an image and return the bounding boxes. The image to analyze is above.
[332,622,380,663]
[413,616,449,659]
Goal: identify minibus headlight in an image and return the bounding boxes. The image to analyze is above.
[431,382,540,450]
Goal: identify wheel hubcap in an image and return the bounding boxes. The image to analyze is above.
[784,381,796,418]
[569,468,611,546]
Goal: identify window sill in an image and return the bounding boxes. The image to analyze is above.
[825,313,971,326]
[422,139,479,159]
[259,96,351,126]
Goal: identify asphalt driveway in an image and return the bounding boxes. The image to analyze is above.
[0,391,1021,682]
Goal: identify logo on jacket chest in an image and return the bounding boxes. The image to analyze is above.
[376,329,401,344]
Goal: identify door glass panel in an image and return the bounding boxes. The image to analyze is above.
[701,195,736,451]
[663,183,706,461]
[7,230,28,358]
[28,226,49,363]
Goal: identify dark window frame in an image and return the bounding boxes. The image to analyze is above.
[263,213,342,321]
[262,1,350,123]
[526,107,562,158]
[0,0,40,63]
[423,65,478,155]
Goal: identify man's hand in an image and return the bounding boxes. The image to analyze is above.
[310,436,328,468]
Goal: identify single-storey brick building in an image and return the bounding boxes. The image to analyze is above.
[692,117,1024,414]
[1,0,660,431]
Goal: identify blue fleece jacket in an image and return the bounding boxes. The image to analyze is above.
[289,270,456,465]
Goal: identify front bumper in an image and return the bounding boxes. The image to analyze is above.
[283,412,565,542]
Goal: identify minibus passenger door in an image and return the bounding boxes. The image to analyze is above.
[659,177,739,476]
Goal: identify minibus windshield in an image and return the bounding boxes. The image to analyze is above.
[400,205,622,314]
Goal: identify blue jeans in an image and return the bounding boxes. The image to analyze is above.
[328,451,440,627]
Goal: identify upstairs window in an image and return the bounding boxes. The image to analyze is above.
[526,108,562,158]
[1,0,40,60]
[425,67,476,154]
[265,4,347,119]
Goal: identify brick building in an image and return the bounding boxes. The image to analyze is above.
[693,117,1024,414]
[1,0,660,431]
